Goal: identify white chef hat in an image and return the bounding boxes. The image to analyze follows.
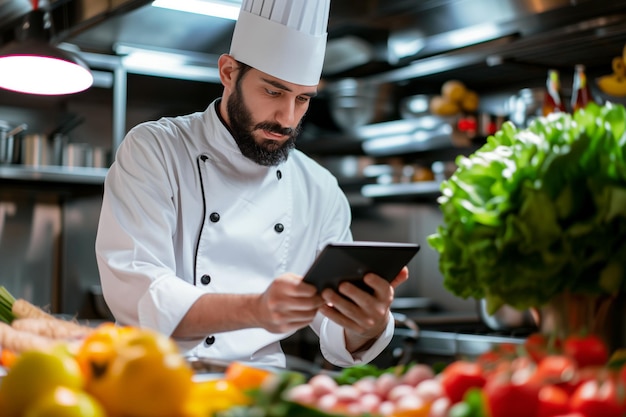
[229,0,331,86]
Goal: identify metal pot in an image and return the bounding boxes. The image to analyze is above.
[327,78,393,131]
[0,122,28,165]
[21,134,53,167]
[477,298,538,331]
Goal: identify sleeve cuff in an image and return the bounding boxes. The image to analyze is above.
[137,277,204,338]
[319,312,395,367]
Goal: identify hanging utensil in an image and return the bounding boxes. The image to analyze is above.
[48,114,85,139]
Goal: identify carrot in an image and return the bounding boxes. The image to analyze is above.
[11,318,94,340]
[0,322,56,353]
[11,298,55,320]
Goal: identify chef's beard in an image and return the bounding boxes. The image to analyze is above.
[227,81,302,167]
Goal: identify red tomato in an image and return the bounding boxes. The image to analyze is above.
[484,367,540,417]
[440,361,487,404]
[525,333,562,364]
[559,366,605,397]
[493,342,519,357]
[532,355,577,386]
[476,344,518,376]
[570,378,623,417]
[525,333,550,363]
[563,335,609,369]
[537,384,571,417]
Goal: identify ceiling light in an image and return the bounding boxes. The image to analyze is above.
[0,4,93,95]
[152,0,242,20]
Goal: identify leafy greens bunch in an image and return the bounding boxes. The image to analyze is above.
[428,102,626,314]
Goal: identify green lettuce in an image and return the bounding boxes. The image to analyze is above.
[427,102,626,314]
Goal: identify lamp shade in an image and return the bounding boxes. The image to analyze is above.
[0,9,93,95]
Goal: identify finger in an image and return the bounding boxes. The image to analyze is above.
[297,281,322,297]
[321,288,377,327]
[360,274,393,298]
[319,303,359,330]
[274,276,319,297]
[389,266,410,289]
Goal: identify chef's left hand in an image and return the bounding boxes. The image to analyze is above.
[319,266,409,353]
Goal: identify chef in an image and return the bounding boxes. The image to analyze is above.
[95,0,409,368]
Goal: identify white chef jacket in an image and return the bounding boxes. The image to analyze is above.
[95,100,394,368]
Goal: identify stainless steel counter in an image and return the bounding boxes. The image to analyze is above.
[0,165,108,185]
[414,329,526,358]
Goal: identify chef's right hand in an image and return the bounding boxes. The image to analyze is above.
[256,273,324,333]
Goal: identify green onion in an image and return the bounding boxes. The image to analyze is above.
[0,286,16,324]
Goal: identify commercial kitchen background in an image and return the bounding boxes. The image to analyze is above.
[1,0,625,339]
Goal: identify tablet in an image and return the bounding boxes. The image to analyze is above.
[302,241,420,295]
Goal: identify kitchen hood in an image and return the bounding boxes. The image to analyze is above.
[1,0,625,93]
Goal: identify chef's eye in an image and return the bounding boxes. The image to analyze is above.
[297,95,310,103]
[265,88,280,96]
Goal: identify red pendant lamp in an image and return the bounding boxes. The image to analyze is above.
[0,0,93,95]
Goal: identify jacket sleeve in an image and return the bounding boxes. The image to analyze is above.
[95,125,205,344]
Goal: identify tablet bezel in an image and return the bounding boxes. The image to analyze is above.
[302,241,420,295]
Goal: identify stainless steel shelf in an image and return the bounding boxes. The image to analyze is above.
[361,181,442,198]
[0,165,108,185]
[414,329,526,357]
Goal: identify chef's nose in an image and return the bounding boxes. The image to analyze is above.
[275,99,297,128]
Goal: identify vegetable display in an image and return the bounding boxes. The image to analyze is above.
[427,102,626,313]
[4,289,626,417]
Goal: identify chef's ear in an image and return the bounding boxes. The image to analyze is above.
[218,54,239,90]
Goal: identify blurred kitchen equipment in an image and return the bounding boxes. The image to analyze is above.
[370,312,420,368]
[89,285,114,320]
[323,35,374,75]
[49,114,85,139]
[63,142,92,167]
[0,122,27,164]
[477,298,538,331]
[399,94,431,119]
[18,115,87,167]
[507,88,544,127]
[318,155,374,179]
[91,146,109,168]
[21,133,52,166]
[51,134,68,166]
[327,78,393,131]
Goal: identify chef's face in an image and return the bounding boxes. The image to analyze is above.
[226,63,316,166]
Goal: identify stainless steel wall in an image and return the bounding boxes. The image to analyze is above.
[351,202,476,314]
[0,189,61,312]
[60,195,105,319]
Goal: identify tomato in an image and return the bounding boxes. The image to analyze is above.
[525,333,561,364]
[537,384,571,417]
[531,355,577,386]
[439,361,487,404]
[476,351,504,376]
[570,378,623,417]
[558,366,605,397]
[563,334,609,369]
[484,366,540,417]
[476,345,517,376]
